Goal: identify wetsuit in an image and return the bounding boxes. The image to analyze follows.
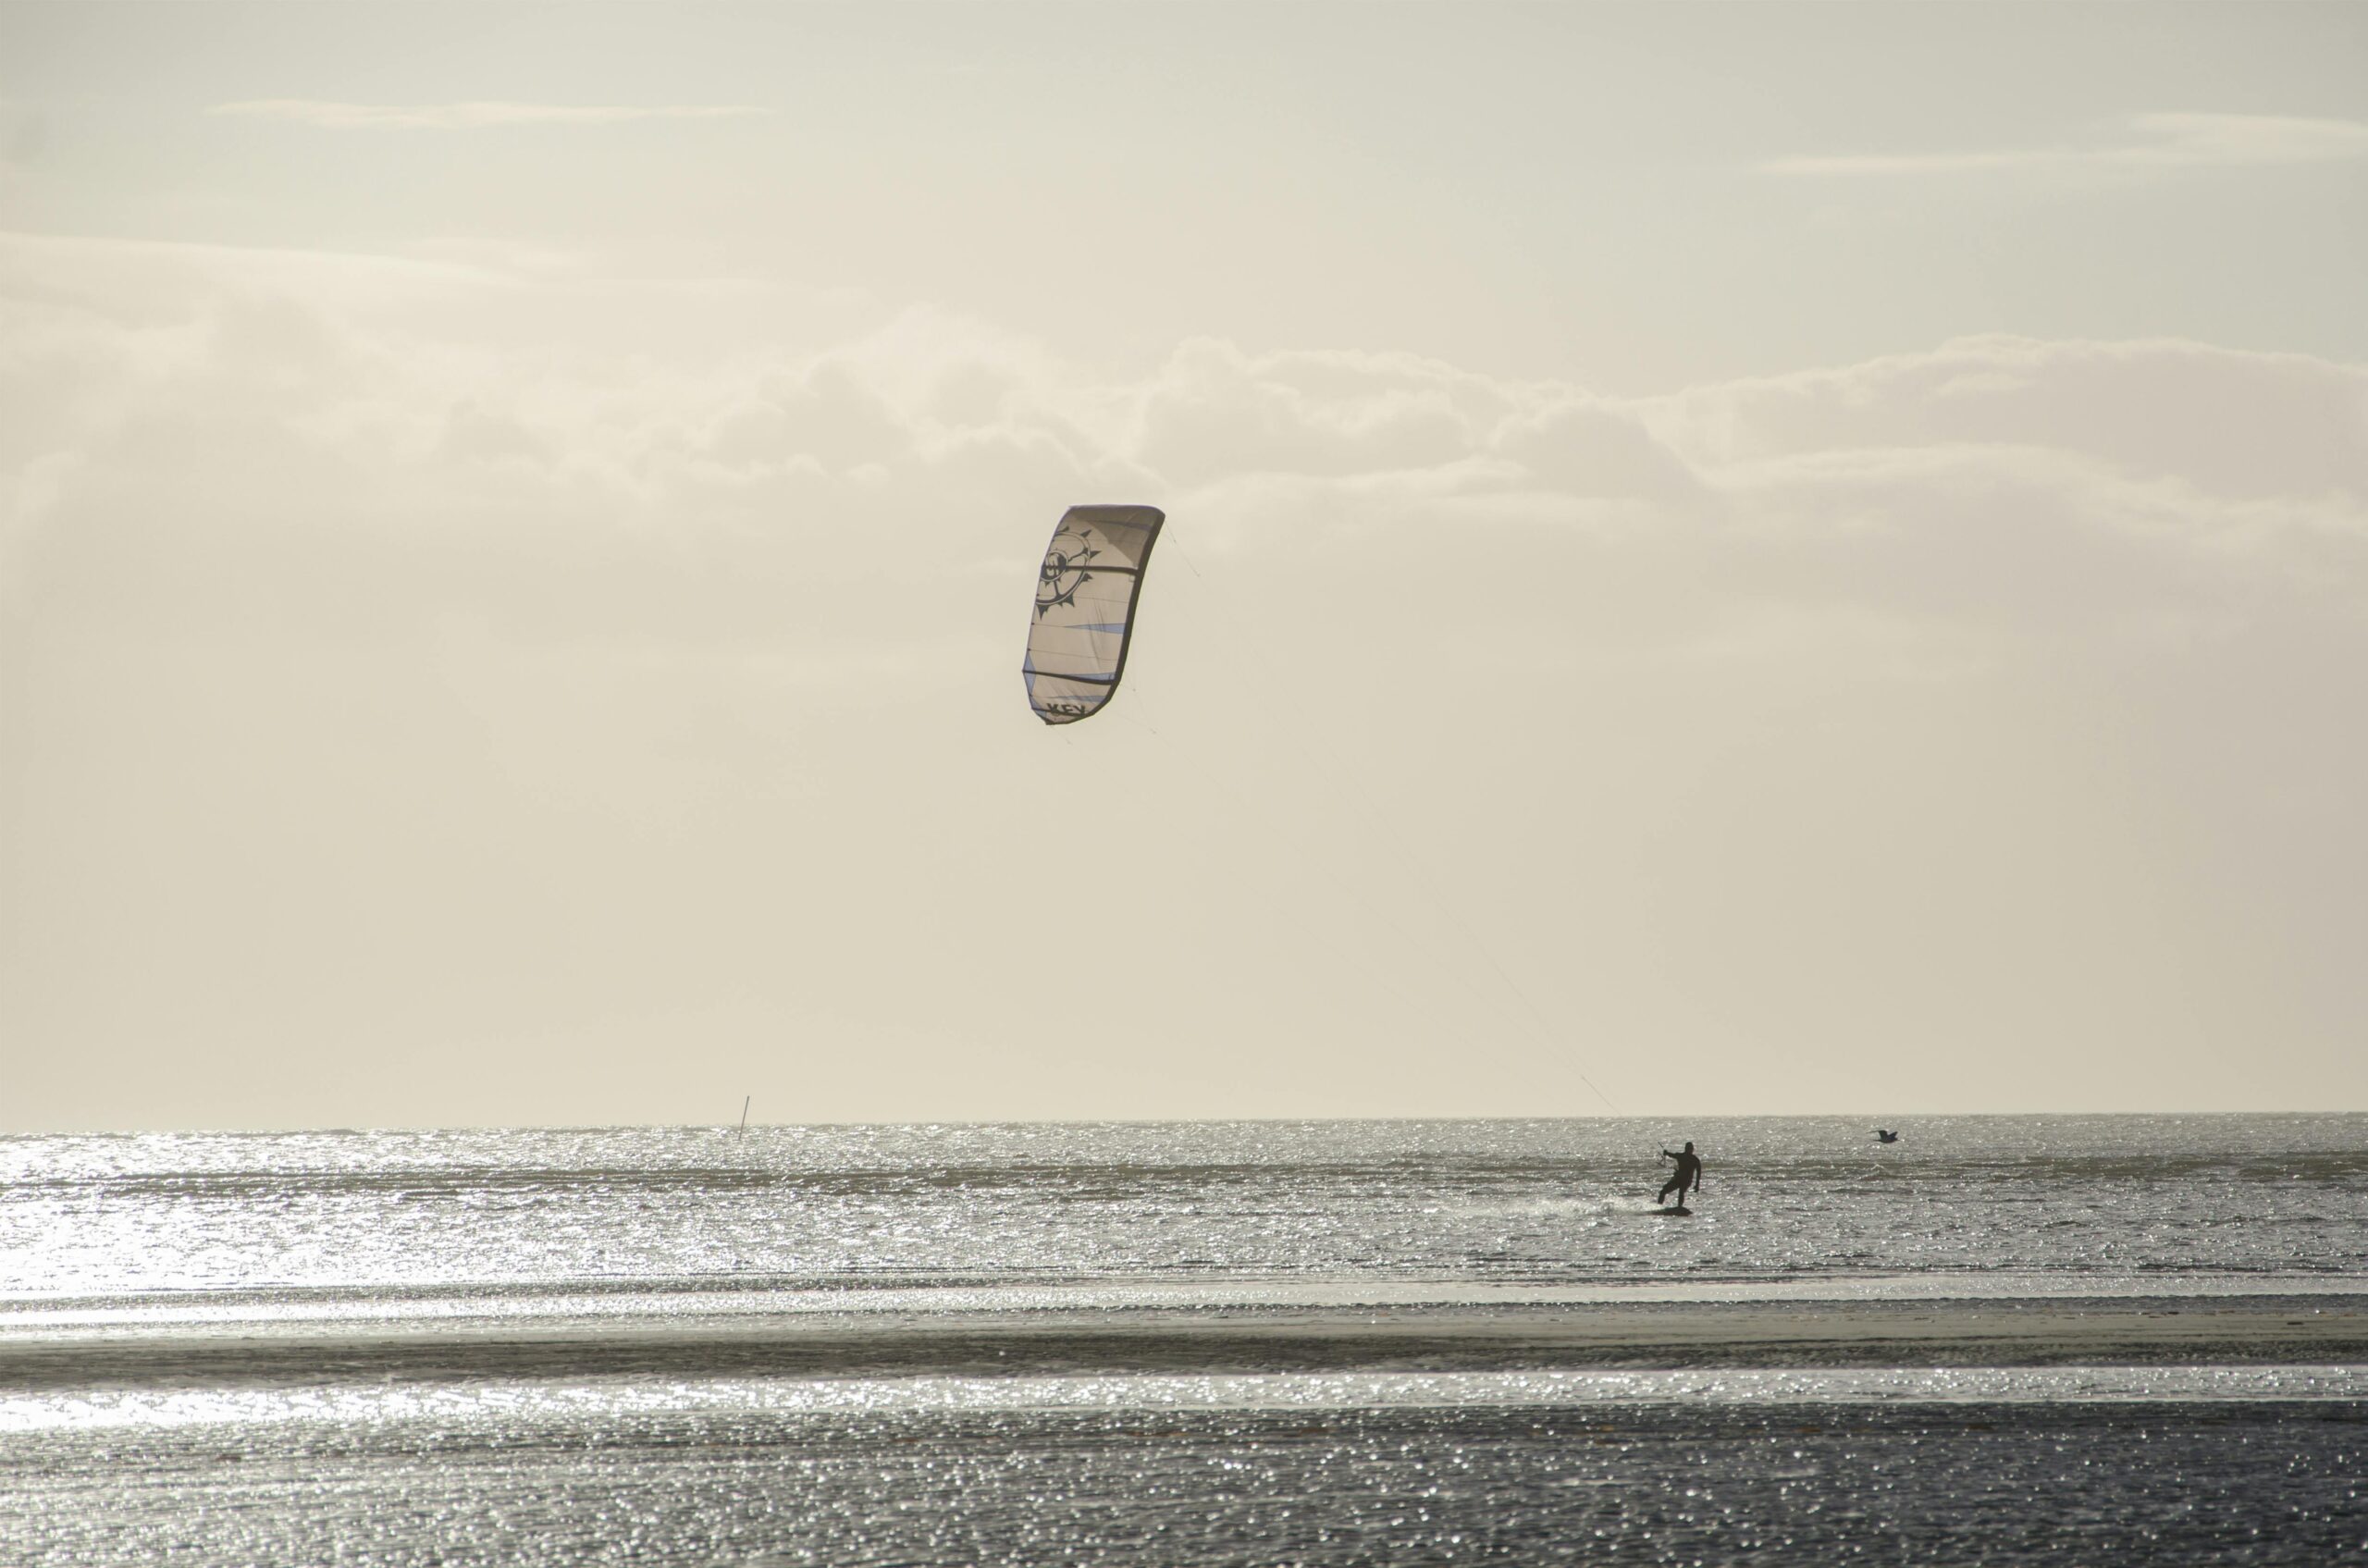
[1658,1147,1702,1205]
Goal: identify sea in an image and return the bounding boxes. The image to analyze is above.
[3,1114,2362,1564]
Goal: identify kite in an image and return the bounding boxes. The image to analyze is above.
[1021,504,1165,725]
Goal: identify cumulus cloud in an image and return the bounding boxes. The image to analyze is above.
[207,100,771,130]
[3,218,2362,663]
[1765,111,2368,177]
[6,223,2366,1120]
[1131,341,1523,488]
[1641,336,2368,498]
[5,220,2361,668]
[1092,330,2364,641]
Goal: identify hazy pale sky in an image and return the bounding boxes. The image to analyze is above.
[3,2,2363,1130]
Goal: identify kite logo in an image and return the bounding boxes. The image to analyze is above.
[1034,526,1099,617]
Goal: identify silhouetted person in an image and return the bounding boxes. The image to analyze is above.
[1658,1141,1703,1206]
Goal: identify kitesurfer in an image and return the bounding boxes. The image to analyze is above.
[1658,1142,1703,1207]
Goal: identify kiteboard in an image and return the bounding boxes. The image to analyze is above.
[1655,1205,1693,1218]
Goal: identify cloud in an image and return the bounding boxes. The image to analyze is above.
[206,100,771,130]
[3,222,2361,660]
[1133,340,1518,487]
[0,228,502,331]
[1765,112,2368,177]
[1640,335,2368,503]
[6,226,2366,1120]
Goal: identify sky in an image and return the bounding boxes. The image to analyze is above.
[2,2,2363,1131]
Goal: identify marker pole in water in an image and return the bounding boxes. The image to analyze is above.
[738,1096,750,1132]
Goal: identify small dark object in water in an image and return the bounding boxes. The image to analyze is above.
[1655,1205,1693,1218]
[1875,1129,1900,1143]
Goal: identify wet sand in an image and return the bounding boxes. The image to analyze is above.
[6,1295,2363,1391]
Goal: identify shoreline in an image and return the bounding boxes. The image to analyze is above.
[6,1297,2365,1390]
[9,1266,2367,1318]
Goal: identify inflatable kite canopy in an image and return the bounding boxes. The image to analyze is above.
[1022,504,1165,725]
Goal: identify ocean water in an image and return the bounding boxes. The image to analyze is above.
[3,1115,2363,1563]
[9,1114,2365,1296]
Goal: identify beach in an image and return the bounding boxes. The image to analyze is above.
[10,1289,2368,1388]
[6,1282,2364,1565]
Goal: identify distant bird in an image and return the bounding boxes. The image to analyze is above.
[1875,1129,1900,1143]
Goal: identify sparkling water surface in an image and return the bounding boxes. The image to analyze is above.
[7,1114,2364,1299]
[4,1400,2359,1566]
[3,1115,2362,1563]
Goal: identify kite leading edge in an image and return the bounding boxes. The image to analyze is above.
[1022,504,1165,725]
